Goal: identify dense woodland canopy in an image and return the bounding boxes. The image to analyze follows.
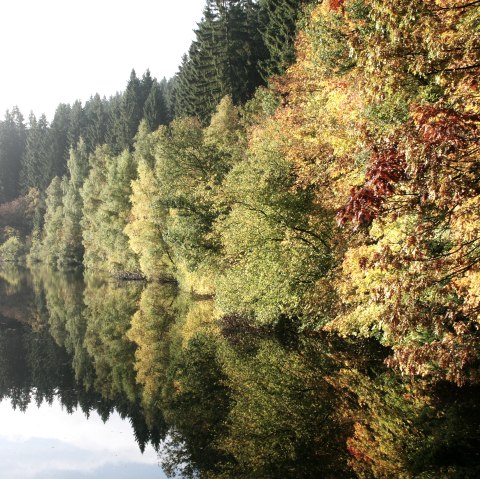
[1,0,480,386]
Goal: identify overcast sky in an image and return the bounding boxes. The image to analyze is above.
[0,399,166,479]
[0,0,206,121]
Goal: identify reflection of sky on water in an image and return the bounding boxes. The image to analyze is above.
[0,399,166,479]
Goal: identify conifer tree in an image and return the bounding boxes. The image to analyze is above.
[140,70,155,107]
[68,100,86,148]
[84,94,108,153]
[0,107,26,202]
[258,0,311,78]
[105,93,125,155]
[21,114,54,193]
[143,80,168,132]
[173,0,266,123]
[121,69,144,151]
[159,77,175,123]
[50,103,72,178]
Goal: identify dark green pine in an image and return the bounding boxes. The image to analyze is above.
[258,0,308,78]
[0,107,26,202]
[84,94,108,153]
[143,80,169,132]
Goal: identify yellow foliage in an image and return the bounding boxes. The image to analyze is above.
[178,300,218,347]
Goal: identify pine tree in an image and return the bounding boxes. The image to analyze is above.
[21,113,54,193]
[0,107,26,202]
[50,103,72,179]
[258,0,307,78]
[121,69,144,151]
[173,0,266,123]
[84,94,108,153]
[143,80,168,132]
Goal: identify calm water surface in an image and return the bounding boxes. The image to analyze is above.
[0,399,163,479]
[0,265,479,478]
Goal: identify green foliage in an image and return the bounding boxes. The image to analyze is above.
[161,332,231,479]
[1,0,479,389]
[215,119,332,325]
[83,94,108,152]
[143,79,169,132]
[0,235,25,262]
[172,0,266,123]
[125,158,175,281]
[83,274,143,401]
[31,141,89,268]
[58,141,89,266]
[39,176,65,265]
[126,283,181,406]
[82,146,140,277]
[258,0,310,78]
[0,107,26,203]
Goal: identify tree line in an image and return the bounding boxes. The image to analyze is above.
[1,0,480,385]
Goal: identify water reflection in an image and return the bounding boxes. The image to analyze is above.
[0,399,162,479]
[0,265,479,478]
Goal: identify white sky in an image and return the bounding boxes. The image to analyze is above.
[0,0,206,121]
[0,398,166,479]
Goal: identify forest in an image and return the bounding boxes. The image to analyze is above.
[0,0,479,387]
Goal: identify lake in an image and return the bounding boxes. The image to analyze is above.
[0,265,479,478]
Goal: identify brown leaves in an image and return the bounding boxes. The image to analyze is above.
[328,0,345,12]
[387,334,480,386]
[337,146,407,227]
[412,105,480,148]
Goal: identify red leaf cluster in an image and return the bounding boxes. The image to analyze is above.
[337,147,407,227]
[329,0,345,12]
[413,105,479,149]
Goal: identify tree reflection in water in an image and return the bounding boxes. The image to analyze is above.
[0,265,479,478]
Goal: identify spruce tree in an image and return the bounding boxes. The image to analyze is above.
[143,80,168,132]
[84,94,108,153]
[140,70,155,107]
[21,113,55,193]
[0,107,26,202]
[50,103,72,179]
[159,77,175,123]
[173,0,266,123]
[105,93,125,155]
[258,0,307,78]
[68,100,86,148]
[121,69,144,151]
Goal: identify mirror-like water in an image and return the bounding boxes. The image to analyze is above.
[1,265,479,478]
[0,399,162,479]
